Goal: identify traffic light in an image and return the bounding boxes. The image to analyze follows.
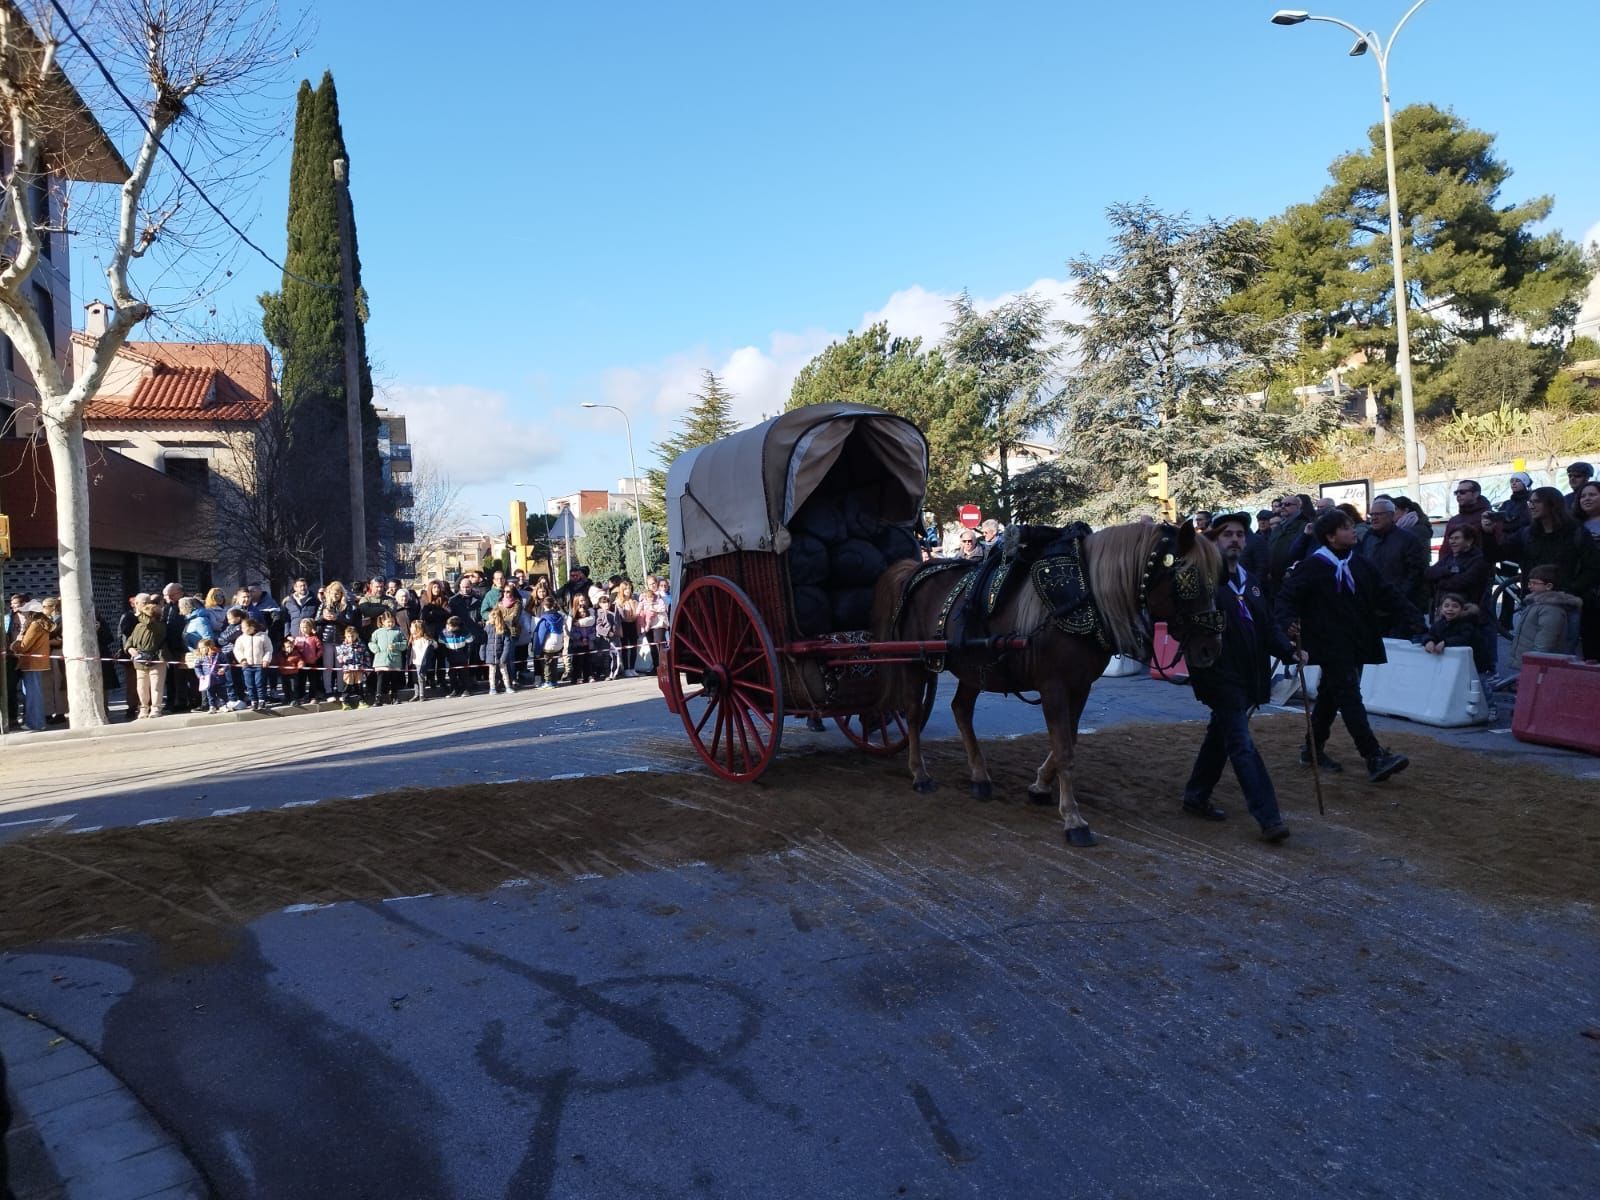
[1146,462,1176,524]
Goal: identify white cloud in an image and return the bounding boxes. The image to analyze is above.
[381,384,560,486]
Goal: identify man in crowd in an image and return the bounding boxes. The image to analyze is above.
[980,519,1003,553]
[160,583,193,713]
[557,565,596,608]
[1275,508,1419,783]
[1192,511,1212,535]
[957,530,985,560]
[1181,513,1296,843]
[1442,479,1494,561]
[1359,497,1428,632]
[448,577,479,626]
[281,577,319,634]
[1566,461,1594,516]
[356,577,394,634]
[479,569,508,620]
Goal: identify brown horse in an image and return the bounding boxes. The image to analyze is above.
[870,520,1224,846]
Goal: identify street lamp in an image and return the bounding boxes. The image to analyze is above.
[580,402,650,579]
[1271,2,1430,497]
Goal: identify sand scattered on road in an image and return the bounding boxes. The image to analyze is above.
[0,717,1593,953]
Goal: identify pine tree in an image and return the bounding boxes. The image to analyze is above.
[641,371,741,525]
[259,72,379,579]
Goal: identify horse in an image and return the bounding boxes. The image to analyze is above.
[870,519,1224,846]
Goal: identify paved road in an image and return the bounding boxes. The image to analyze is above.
[2,674,1596,1199]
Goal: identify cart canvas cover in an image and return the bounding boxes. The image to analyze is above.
[665,403,928,594]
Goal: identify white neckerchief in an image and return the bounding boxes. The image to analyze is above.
[1312,546,1356,593]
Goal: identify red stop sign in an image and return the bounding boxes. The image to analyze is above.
[958,504,981,529]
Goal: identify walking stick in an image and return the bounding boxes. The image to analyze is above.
[1293,630,1325,816]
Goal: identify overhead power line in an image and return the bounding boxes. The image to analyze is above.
[47,0,338,293]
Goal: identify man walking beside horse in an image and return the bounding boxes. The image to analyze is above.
[1180,513,1296,843]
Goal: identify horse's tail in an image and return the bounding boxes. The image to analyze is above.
[871,559,923,642]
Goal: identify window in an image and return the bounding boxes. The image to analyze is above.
[31,284,54,354]
[165,458,211,491]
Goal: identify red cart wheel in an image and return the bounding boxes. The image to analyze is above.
[834,675,937,756]
[665,576,784,782]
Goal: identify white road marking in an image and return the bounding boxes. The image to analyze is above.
[497,878,532,889]
[381,893,433,904]
[572,872,603,881]
[0,814,74,832]
[137,816,175,826]
[281,799,321,809]
[211,806,251,817]
[69,825,102,835]
[282,902,334,914]
[614,766,651,773]
[550,772,588,780]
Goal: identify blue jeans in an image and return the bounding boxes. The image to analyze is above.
[20,671,44,731]
[1183,705,1283,830]
[241,665,264,704]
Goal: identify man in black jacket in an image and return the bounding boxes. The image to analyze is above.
[1360,498,1428,630]
[1182,514,1297,842]
[280,577,319,635]
[1275,509,1419,783]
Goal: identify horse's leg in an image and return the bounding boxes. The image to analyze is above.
[950,676,993,801]
[1044,680,1096,847]
[1028,750,1057,805]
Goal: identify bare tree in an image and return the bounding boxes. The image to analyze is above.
[404,459,465,579]
[208,405,323,594]
[0,1,302,726]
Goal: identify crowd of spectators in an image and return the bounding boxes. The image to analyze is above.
[3,565,672,731]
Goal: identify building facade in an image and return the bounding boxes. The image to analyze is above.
[374,407,415,577]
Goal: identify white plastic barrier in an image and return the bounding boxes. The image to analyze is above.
[1101,654,1145,678]
[1270,661,1320,706]
[1359,638,1487,727]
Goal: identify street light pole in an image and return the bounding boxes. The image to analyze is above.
[580,403,650,579]
[1271,2,1430,496]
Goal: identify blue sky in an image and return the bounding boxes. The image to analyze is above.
[102,1,1600,528]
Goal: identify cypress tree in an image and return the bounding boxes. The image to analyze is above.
[260,71,379,580]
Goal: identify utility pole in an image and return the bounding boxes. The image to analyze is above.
[333,157,367,578]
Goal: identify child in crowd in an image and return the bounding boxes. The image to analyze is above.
[568,594,597,683]
[367,610,406,705]
[293,619,324,701]
[218,606,247,711]
[441,615,474,697]
[1421,593,1478,656]
[1504,565,1583,679]
[336,625,370,709]
[280,637,307,705]
[484,605,516,695]
[593,593,619,681]
[233,616,274,711]
[407,619,437,701]
[193,637,227,713]
[533,600,565,689]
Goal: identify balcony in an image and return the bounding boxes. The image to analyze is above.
[390,484,414,510]
[388,442,412,470]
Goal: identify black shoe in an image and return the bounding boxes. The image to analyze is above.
[1366,749,1409,783]
[1181,801,1227,822]
[1260,822,1291,844]
[1299,747,1343,773]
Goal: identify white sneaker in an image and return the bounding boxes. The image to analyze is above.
[230,700,249,711]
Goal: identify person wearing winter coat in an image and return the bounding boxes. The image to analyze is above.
[440,616,475,696]
[533,602,566,689]
[122,599,169,719]
[9,602,51,730]
[1419,594,1479,655]
[280,578,319,635]
[335,626,371,709]
[232,617,275,710]
[1497,472,1533,538]
[1181,514,1298,843]
[1441,480,1496,564]
[1505,566,1581,669]
[483,607,517,695]
[1505,488,1600,597]
[407,620,438,701]
[315,582,356,698]
[366,610,406,705]
[1360,498,1428,630]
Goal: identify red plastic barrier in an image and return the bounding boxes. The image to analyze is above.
[1512,653,1600,755]
[1148,621,1188,684]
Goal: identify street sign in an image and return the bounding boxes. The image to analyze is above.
[549,506,585,541]
[957,504,981,529]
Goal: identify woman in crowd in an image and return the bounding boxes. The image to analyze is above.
[1391,496,1432,545]
[1506,487,1595,595]
[39,596,67,723]
[1423,522,1497,696]
[1498,471,1533,536]
[317,581,354,698]
[420,580,450,638]
[8,601,50,731]
[614,578,640,676]
[202,587,229,635]
[639,575,668,672]
[123,598,169,719]
[181,596,211,652]
[1578,480,1600,660]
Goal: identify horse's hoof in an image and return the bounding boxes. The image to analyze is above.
[1026,788,1054,806]
[1064,825,1098,848]
[971,781,993,802]
[912,779,938,795]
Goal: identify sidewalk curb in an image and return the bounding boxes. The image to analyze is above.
[0,697,350,748]
[0,1006,208,1199]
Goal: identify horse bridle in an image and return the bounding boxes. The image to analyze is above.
[1138,526,1225,662]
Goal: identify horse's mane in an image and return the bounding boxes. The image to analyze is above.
[1084,522,1220,656]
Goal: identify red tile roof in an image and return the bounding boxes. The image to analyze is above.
[84,341,275,424]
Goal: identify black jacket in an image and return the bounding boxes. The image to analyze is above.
[1275,549,1422,674]
[1189,566,1292,710]
[1239,531,1269,581]
[1423,546,1492,615]
[1360,525,1428,613]
[1497,491,1531,537]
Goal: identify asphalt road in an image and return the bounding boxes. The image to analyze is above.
[1,674,1597,1199]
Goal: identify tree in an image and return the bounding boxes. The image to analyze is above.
[209,406,324,594]
[942,292,1061,522]
[786,323,982,519]
[1030,202,1336,524]
[574,510,633,583]
[259,71,379,579]
[0,0,300,728]
[1240,105,1589,417]
[623,520,666,583]
[1442,338,1554,416]
[405,461,467,580]
[641,370,740,526]
[1565,335,1600,365]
